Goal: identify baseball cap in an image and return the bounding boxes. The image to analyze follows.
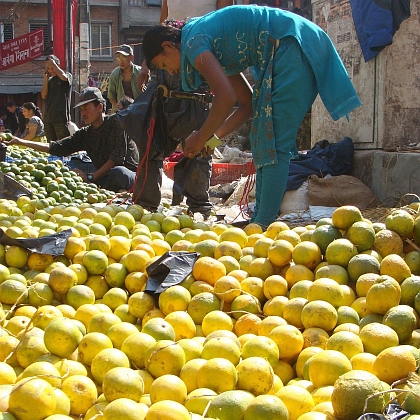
[116,44,133,56]
[74,87,105,108]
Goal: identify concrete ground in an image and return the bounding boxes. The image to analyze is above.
[350,150,420,207]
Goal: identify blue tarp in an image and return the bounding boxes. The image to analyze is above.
[286,136,354,191]
[350,0,410,62]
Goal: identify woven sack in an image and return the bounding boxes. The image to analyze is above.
[308,174,378,208]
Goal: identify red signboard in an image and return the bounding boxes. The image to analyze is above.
[0,28,44,71]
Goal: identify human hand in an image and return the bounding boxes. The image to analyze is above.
[137,69,150,92]
[72,168,87,181]
[184,131,208,158]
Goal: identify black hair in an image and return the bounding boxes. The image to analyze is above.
[143,24,183,69]
[44,54,60,65]
[6,101,16,108]
[23,102,43,119]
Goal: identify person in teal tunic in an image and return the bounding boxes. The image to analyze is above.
[143,5,361,227]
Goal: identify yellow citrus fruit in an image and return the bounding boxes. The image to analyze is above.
[248,257,274,280]
[359,322,399,355]
[177,338,203,362]
[315,264,349,285]
[91,347,130,384]
[27,282,54,306]
[243,394,289,420]
[405,251,420,275]
[307,349,352,388]
[373,345,416,384]
[325,238,358,268]
[124,271,148,295]
[302,327,329,350]
[218,255,241,273]
[331,205,363,230]
[44,318,83,358]
[219,227,248,248]
[401,275,420,305]
[189,280,214,296]
[128,291,156,319]
[196,357,238,393]
[214,241,243,261]
[145,400,190,420]
[102,366,144,402]
[292,242,322,270]
[27,253,54,271]
[240,276,265,302]
[8,377,56,420]
[263,274,288,299]
[373,229,404,258]
[61,374,97,416]
[149,373,186,405]
[266,240,294,268]
[331,370,387,420]
[346,221,376,252]
[213,275,241,303]
[19,361,61,387]
[108,236,131,261]
[240,335,279,368]
[107,322,139,349]
[184,387,217,415]
[282,296,307,329]
[349,352,377,373]
[206,390,255,420]
[142,318,175,341]
[301,300,338,331]
[295,346,324,378]
[355,272,380,297]
[202,336,241,366]
[307,278,344,308]
[258,315,287,337]
[263,295,289,317]
[144,339,186,378]
[192,256,227,286]
[288,280,312,299]
[253,237,275,258]
[201,310,233,336]
[276,229,301,247]
[187,292,221,324]
[311,224,342,255]
[247,233,265,248]
[158,285,191,315]
[276,384,315,420]
[326,331,364,359]
[236,356,274,395]
[380,253,411,283]
[244,222,264,235]
[194,239,219,258]
[179,358,207,393]
[383,304,418,342]
[46,265,79,295]
[87,311,121,335]
[285,264,314,288]
[269,324,304,360]
[120,332,156,369]
[5,245,29,269]
[164,311,196,341]
[337,305,360,325]
[365,275,401,314]
[266,221,290,240]
[347,254,380,283]
[385,209,415,237]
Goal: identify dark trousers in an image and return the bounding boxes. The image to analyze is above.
[172,155,212,215]
[44,121,70,142]
[96,166,136,193]
[132,159,163,211]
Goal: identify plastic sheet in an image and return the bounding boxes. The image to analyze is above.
[357,403,410,420]
[144,251,200,299]
[0,228,72,256]
[0,173,33,200]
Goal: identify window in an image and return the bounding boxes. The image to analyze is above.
[1,22,14,43]
[145,0,162,6]
[90,23,112,58]
[29,21,50,46]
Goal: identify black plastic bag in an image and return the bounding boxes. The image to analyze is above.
[0,173,33,200]
[357,403,410,420]
[0,228,72,256]
[144,251,200,299]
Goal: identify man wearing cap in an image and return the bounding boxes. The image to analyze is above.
[41,54,73,141]
[108,44,142,113]
[5,101,26,137]
[5,87,139,193]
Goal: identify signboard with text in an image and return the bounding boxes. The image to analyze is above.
[0,28,44,71]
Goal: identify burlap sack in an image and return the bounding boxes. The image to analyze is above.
[308,175,378,208]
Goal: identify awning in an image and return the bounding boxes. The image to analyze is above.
[0,75,44,94]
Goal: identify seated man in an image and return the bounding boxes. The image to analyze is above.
[5,87,139,193]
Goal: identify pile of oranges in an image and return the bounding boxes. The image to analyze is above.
[0,200,419,420]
